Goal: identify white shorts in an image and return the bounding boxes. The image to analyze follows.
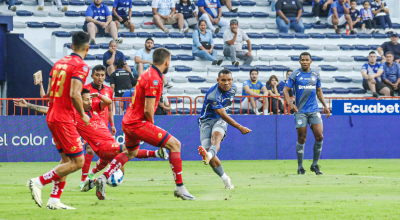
[241,97,263,110]
[327,14,347,26]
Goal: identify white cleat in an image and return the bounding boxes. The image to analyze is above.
[174,185,195,200]
[81,178,95,192]
[223,176,234,189]
[115,38,123,44]
[95,175,107,200]
[26,178,43,208]
[156,148,169,160]
[198,146,211,165]
[46,202,76,210]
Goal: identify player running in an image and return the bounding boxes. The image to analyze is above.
[26,31,91,210]
[283,52,331,175]
[94,48,195,200]
[197,69,252,189]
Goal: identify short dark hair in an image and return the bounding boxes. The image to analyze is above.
[145,38,154,43]
[362,0,369,5]
[198,20,207,26]
[287,70,293,74]
[71,31,90,51]
[109,40,117,46]
[299,52,312,60]
[249,68,258,75]
[218,69,232,77]
[369,51,376,56]
[350,0,357,3]
[179,0,191,6]
[114,59,124,69]
[153,48,171,65]
[81,88,90,96]
[386,51,394,57]
[92,65,106,75]
[131,78,137,87]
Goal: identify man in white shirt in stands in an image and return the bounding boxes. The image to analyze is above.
[152,0,189,34]
[223,19,253,67]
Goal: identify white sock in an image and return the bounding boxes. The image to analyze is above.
[255,108,259,115]
[34,177,44,188]
[48,197,60,204]
[315,16,320,20]
[206,152,213,160]
[221,173,229,181]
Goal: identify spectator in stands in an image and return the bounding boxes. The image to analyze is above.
[382,51,400,96]
[267,75,285,114]
[103,40,132,79]
[152,0,188,34]
[38,0,67,11]
[349,0,362,29]
[328,0,355,34]
[135,38,172,88]
[241,69,269,115]
[192,20,223,65]
[220,0,238,13]
[110,59,134,114]
[378,34,400,63]
[223,19,253,67]
[155,94,171,115]
[361,51,390,97]
[371,0,394,34]
[112,0,135,33]
[275,0,305,34]
[122,78,137,112]
[175,0,198,28]
[84,0,122,44]
[7,0,16,11]
[360,1,378,33]
[313,0,332,24]
[270,0,277,12]
[197,0,229,34]
[279,70,294,98]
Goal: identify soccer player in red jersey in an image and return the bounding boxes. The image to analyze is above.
[95,48,195,200]
[26,31,91,210]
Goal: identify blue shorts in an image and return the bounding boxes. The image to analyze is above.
[83,22,106,35]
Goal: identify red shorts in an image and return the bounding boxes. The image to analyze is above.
[84,140,123,163]
[47,121,83,158]
[122,121,171,151]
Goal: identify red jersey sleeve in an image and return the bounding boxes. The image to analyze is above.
[72,64,90,85]
[91,99,103,112]
[145,76,161,98]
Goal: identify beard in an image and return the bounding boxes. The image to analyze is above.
[163,64,169,74]
[145,46,152,52]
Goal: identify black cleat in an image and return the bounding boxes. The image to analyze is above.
[310,165,323,175]
[297,167,306,175]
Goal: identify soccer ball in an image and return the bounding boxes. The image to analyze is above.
[106,169,124,187]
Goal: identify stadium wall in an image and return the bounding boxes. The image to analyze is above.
[0,115,397,162]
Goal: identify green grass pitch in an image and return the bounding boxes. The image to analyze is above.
[1,160,400,219]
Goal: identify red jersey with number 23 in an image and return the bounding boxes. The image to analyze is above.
[83,83,113,126]
[47,54,89,123]
[123,65,163,127]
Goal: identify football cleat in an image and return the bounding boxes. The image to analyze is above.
[310,165,323,175]
[81,178,95,192]
[46,202,76,210]
[297,167,306,175]
[223,176,234,189]
[156,148,169,160]
[88,172,95,180]
[95,175,107,200]
[198,146,210,165]
[174,185,195,200]
[79,181,85,189]
[27,178,43,208]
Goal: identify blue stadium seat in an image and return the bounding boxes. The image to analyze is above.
[102,1,113,6]
[222,65,240,71]
[301,11,313,17]
[119,32,137,37]
[253,12,269,18]
[335,77,352,82]
[186,76,205,82]
[153,44,164,49]
[84,0,92,4]
[271,65,289,71]
[133,1,147,6]
[237,12,253,17]
[233,97,242,104]
[61,0,69,5]
[64,43,71,49]
[241,109,255,115]
[255,65,273,71]
[171,55,178,60]
[231,1,240,6]
[311,56,323,61]
[52,31,71,37]
[290,56,300,61]
[64,11,80,17]
[169,98,182,104]
[43,22,61,28]
[348,87,366,94]
[369,45,380,50]
[214,44,223,50]
[143,11,153,17]
[311,23,328,29]
[13,0,22,5]
[279,33,295,39]
[69,1,85,5]
[195,108,202,115]
[354,45,370,50]
[372,33,387,38]
[295,33,310,39]
[357,33,372,38]
[95,54,103,60]
[216,33,224,38]
[243,44,261,50]
[222,12,237,17]
[321,87,333,94]
[260,44,277,50]
[136,32,152,38]
[339,45,355,50]
[240,1,256,6]
[319,65,338,71]
[352,56,368,62]
[276,44,293,50]
[170,33,185,38]
[309,33,326,39]
[78,11,86,16]
[227,108,241,115]
[292,44,309,50]
[332,87,350,94]
[164,44,181,50]
[392,23,400,29]
[246,33,263,38]
[26,22,43,28]
[153,32,169,38]
[16,10,33,16]
[177,55,194,60]
[131,11,144,17]
[146,1,152,6]
[177,108,191,115]
[341,34,356,39]
[185,32,193,38]
[240,65,256,71]
[84,54,96,60]
[325,33,341,39]
[304,23,312,29]
[175,66,192,72]
[199,87,210,94]
[263,33,279,38]
[180,44,192,50]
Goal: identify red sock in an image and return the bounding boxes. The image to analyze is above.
[169,152,183,185]
[136,149,156,158]
[92,159,109,174]
[103,153,129,178]
[81,154,94,181]
[50,181,66,199]
[39,169,61,186]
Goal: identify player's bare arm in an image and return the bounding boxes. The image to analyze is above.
[214,108,251,135]
[90,93,112,109]
[108,103,116,135]
[316,87,331,118]
[144,97,156,124]
[71,78,90,126]
[13,98,49,114]
[46,77,52,97]
[284,86,297,113]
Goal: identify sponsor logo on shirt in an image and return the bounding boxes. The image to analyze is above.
[153,80,159,86]
[299,85,316,89]
[158,133,162,138]
[311,76,316,81]
[83,66,88,72]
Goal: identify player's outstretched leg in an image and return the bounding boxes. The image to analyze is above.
[296,127,307,175]
[79,144,95,188]
[136,148,169,160]
[210,156,233,189]
[310,123,324,175]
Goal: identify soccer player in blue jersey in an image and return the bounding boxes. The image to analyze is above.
[198,69,251,189]
[283,52,331,175]
[112,0,135,33]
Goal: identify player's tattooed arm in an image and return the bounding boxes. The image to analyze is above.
[316,87,331,118]
[14,98,49,114]
[215,108,251,135]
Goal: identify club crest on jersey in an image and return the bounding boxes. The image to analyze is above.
[158,133,162,138]
[71,146,77,152]
[297,120,302,125]
[311,76,316,81]
[153,80,159,86]
[93,111,98,115]
[105,93,109,97]
[300,77,303,80]
[83,66,88,72]
[213,102,217,105]
[153,91,156,95]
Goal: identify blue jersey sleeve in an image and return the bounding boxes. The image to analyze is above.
[378,63,383,70]
[361,63,368,71]
[113,0,118,8]
[316,77,321,88]
[85,6,94,17]
[266,84,272,91]
[242,80,250,88]
[285,72,296,88]
[104,5,112,17]
[129,0,132,8]
[191,3,196,10]
[216,0,221,8]
[197,0,205,7]
[175,3,181,12]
